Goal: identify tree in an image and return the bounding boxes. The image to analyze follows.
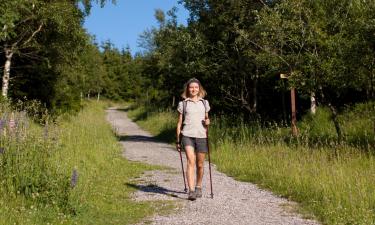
[180,0,270,115]
[1,0,115,112]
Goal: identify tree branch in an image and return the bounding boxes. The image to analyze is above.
[21,23,43,47]
[257,0,270,8]
[220,86,255,113]
[236,28,292,70]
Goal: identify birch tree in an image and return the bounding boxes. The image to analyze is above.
[0,0,45,98]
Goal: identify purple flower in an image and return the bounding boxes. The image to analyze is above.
[0,147,4,154]
[43,123,49,140]
[0,120,5,134]
[71,168,78,188]
[8,119,16,130]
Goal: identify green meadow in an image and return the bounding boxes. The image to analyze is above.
[0,101,172,224]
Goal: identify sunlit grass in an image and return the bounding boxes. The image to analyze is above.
[212,142,375,225]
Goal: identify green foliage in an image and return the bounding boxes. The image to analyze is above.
[339,102,375,149]
[3,0,373,117]
[0,101,173,224]
[298,102,375,149]
[299,107,339,144]
[132,0,375,121]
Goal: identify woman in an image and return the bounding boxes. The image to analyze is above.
[176,78,210,200]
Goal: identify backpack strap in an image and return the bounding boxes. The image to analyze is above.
[201,99,207,112]
[179,101,187,141]
[182,100,187,124]
[201,99,209,115]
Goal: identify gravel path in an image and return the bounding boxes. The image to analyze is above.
[106,108,320,225]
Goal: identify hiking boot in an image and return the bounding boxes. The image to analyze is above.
[195,187,202,198]
[187,191,196,201]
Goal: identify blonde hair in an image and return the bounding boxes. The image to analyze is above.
[181,78,207,99]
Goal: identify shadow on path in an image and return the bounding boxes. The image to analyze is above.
[118,135,164,143]
[126,183,186,200]
[115,107,130,112]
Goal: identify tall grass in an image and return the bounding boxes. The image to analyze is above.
[127,101,375,225]
[0,100,70,224]
[212,143,375,225]
[0,101,173,224]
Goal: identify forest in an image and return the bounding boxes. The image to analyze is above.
[2,0,374,124]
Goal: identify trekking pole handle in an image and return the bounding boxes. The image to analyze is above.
[176,142,182,152]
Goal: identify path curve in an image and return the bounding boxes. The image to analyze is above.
[106,108,320,225]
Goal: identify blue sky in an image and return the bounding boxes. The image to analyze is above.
[83,0,189,54]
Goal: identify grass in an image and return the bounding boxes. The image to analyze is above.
[127,101,375,225]
[212,143,375,225]
[0,100,174,224]
[127,106,176,143]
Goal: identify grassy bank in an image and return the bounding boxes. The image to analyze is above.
[127,102,375,225]
[0,101,172,224]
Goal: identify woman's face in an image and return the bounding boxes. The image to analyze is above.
[188,82,200,98]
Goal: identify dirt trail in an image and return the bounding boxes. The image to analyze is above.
[106,108,320,225]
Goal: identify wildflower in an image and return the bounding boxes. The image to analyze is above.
[8,113,16,133]
[0,120,5,134]
[8,119,17,130]
[71,168,78,188]
[0,147,4,154]
[43,121,49,140]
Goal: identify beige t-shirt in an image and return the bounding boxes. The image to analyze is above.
[177,98,210,138]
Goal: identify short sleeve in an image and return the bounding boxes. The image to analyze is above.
[205,100,211,112]
[177,101,183,114]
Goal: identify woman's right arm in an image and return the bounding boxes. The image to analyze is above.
[176,113,183,151]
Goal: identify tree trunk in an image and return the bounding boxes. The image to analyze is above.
[252,69,258,113]
[328,103,342,143]
[371,70,374,99]
[291,88,298,137]
[319,87,342,144]
[370,59,375,99]
[2,48,14,98]
[310,92,316,114]
[281,79,287,123]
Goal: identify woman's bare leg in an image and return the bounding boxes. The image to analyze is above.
[196,152,206,188]
[185,146,196,191]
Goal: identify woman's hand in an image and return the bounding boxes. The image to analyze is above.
[204,118,210,126]
[176,142,182,152]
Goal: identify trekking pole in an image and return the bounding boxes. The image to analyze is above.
[206,125,214,199]
[178,145,188,193]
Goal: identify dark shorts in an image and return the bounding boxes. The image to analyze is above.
[181,135,208,153]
